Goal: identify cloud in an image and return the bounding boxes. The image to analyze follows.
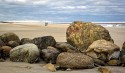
[53,6,87,10]
[0,0,125,22]
[1,0,50,5]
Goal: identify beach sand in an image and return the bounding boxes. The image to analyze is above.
[0,23,125,73]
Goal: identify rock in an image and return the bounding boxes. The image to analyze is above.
[86,39,120,61]
[0,32,20,45]
[107,60,120,66]
[86,52,98,59]
[33,36,56,50]
[0,59,5,62]
[55,42,80,53]
[56,52,94,69]
[40,46,60,64]
[122,42,125,49]
[120,48,125,66]
[20,38,33,45]
[0,46,12,58]
[98,67,111,73]
[10,44,40,63]
[0,39,5,47]
[8,41,19,48]
[93,58,107,66]
[43,63,56,72]
[120,42,125,66]
[66,21,113,52]
[108,51,120,60]
[86,52,106,66]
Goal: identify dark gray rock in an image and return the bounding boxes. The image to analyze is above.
[40,46,60,64]
[20,38,33,45]
[55,42,80,53]
[33,36,56,50]
[120,42,125,66]
[0,39,5,47]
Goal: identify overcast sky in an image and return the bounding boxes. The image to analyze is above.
[0,0,125,22]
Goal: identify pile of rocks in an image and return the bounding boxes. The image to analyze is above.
[0,21,125,71]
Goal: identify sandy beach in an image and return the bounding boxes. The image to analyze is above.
[0,22,125,73]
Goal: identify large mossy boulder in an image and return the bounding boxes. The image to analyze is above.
[66,21,113,52]
[0,32,20,45]
[56,52,94,69]
[33,36,56,50]
[10,44,39,63]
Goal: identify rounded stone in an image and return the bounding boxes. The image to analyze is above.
[0,32,20,45]
[56,52,94,69]
[10,43,40,63]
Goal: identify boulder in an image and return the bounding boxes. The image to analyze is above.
[40,46,60,64]
[0,32,20,45]
[56,52,94,69]
[20,38,33,45]
[0,39,5,47]
[0,46,12,59]
[66,21,113,52]
[98,67,111,73]
[107,60,120,66]
[55,42,79,53]
[86,39,120,62]
[33,36,56,50]
[8,41,19,48]
[122,42,125,49]
[43,63,56,72]
[10,44,39,63]
[120,42,125,66]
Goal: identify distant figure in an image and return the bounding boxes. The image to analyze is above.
[45,22,48,26]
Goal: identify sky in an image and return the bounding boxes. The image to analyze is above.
[0,0,125,22]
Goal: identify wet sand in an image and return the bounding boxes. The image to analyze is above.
[0,23,125,73]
